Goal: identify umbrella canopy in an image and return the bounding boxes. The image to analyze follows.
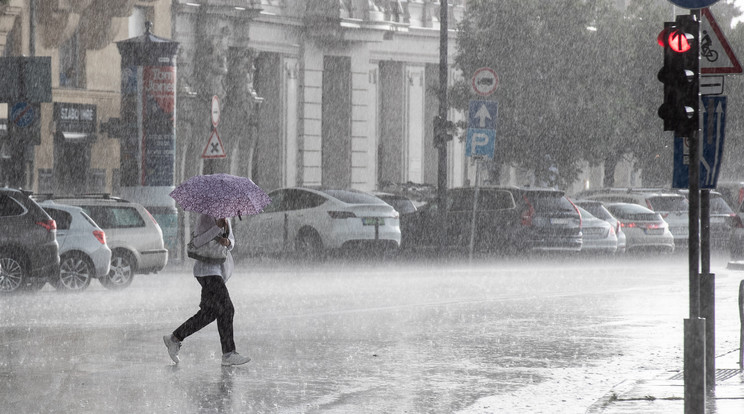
[170,173,271,219]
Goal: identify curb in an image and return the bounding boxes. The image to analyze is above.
[585,379,638,414]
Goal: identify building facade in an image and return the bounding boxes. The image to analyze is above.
[172,0,468,196]
[0,0,470,199]
[0,0,172,195]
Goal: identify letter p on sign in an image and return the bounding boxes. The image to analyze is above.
[466,128,496,159]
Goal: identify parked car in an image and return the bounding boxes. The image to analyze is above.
[578,188,688,248]
[510,187,583,252]
[574,199,626,254]
[37,195,168,289]
[373,192,418,215]
[676,189,738,250]
[728,196,744,261]
[410,187,519,253]
[715,181,744,211]
[232,187,400,259]
[401,186,582,254]
[0,188,59,293]
[575,205,617,254]
[604,203,674,254]
[39,201,111,291]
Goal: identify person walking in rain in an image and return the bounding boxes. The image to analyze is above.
[163,214,250,366]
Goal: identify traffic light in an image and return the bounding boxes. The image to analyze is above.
[657,15,699,137]
[433,115,455,148]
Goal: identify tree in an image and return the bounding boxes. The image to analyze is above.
[451,0,730,188]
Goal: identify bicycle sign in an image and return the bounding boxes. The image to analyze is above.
[700,8,742,74]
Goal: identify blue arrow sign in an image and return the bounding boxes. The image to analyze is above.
[468,100,498,131]
[666,0,720,9]
[672,96,726,189]
[466,128,496,159]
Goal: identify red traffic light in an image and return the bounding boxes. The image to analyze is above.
[657,28,692,53]
[669,30,692,53]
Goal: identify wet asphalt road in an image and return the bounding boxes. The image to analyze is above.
[1,252,742,413]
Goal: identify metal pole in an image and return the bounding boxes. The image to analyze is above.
[701,189,710,274]
[684,9,705,414]
[468,158,481,262]
[739,280,744,370]
[29,0,36,57]
[436,0,449,253]
[701,189,715,391]
[690,130,701,319]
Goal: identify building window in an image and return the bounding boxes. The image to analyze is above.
[59,30,85,89]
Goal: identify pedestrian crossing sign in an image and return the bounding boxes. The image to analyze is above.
[202,129,227,159]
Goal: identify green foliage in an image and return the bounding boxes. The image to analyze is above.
[452,0,742,187]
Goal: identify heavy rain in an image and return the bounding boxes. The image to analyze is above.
[2,0,744,413]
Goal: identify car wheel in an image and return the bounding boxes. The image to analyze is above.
[0,255,26,293]
[56,253,92,292]
[295,229,324,261]
[101,251,135,290]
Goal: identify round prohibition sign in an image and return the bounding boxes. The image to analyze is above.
[472,67,499,96]
[211,95,220,127]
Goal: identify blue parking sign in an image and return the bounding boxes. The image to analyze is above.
[466,128,496,159]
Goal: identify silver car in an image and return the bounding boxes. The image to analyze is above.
[47,196,168,289]
[40,201,111,291]
[579,189,688,249]
[605,203,674,254]
[575,205,618,254]
[574,199,626,254]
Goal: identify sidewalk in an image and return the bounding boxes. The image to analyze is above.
[587,350,744,413]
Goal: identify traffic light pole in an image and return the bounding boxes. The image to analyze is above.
[684,9,705,414]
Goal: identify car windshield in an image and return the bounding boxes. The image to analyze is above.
[709,197,734,214]
[647,196,688,212]
[527,192,575,213]
[607,204,659,221]
[577,203,613,220]
[322,190,386,205]
[382,198,416,214]
[576,206,596,220]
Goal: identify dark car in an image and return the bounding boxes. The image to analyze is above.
[704,191,738,249]
[0,188,60,293]
[506,187,582,252]
[401,186,582,254]
[400,187,517,253]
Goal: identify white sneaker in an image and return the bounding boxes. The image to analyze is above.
[163,334,181,364]
[221,351,251,366]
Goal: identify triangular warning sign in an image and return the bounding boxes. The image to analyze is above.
[202,129,227,159]
[701,8,742,74]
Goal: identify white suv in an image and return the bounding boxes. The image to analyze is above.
[43,195,168,289]
[577,188,689,248]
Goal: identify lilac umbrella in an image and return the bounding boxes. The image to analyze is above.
[170,173,271,219]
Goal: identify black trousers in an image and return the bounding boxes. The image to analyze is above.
[173,275,235,354]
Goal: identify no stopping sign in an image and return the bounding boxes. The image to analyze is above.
[471,67,499,96]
